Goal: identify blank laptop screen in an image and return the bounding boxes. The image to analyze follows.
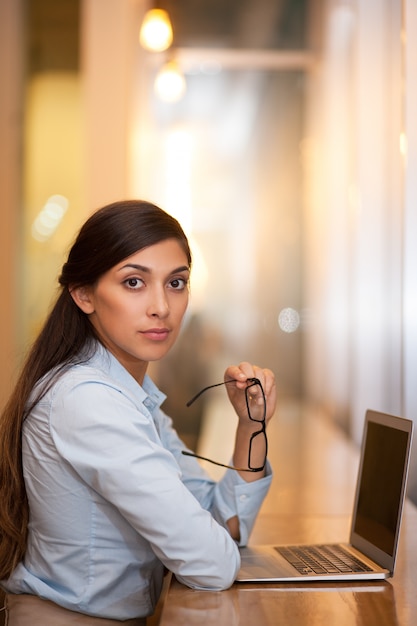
[353,421,409,556]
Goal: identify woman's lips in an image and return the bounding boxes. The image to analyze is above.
[141,328,170,341]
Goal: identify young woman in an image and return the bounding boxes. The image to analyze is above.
[0,200,276,625]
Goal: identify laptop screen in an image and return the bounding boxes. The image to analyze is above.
[351,411,413,570]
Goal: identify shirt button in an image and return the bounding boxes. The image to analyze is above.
[239,494,248,502]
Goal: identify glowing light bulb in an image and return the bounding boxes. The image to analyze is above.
[139,9,173,52]
[155,60,186,102]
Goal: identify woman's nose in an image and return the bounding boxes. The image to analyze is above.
[147,288,169,318]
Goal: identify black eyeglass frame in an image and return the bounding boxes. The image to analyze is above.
[181,377,268,473]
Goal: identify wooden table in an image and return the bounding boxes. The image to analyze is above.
[157,401,417,626]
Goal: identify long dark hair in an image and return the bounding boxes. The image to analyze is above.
[0,200,191,579]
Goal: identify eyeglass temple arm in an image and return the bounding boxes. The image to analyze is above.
[181,450,264,472]
[186,379,235,407]
[186,377,261,407]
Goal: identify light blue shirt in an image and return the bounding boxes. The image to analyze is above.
[2,345,271,619]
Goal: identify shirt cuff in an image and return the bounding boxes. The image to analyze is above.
[213,461,272,546]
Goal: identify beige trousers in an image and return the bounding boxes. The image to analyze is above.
[4,594,147,626]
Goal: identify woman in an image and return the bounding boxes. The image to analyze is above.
[0,200,276,624]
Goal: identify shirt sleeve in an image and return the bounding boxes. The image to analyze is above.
[49,378,240,591]
[154,406,272,546]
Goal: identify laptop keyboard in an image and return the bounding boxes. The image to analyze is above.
[275,544,374,575]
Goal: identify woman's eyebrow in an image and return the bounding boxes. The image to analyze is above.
[118,264,190,274]
[118,263,150,273]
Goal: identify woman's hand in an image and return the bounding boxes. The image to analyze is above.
[223,362,276,539]
[223,362,276,426]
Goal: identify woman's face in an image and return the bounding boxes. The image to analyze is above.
[73,238,190,382]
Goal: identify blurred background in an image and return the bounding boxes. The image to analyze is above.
[0,0,416,503]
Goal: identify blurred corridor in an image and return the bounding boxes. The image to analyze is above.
[1,0,416,503]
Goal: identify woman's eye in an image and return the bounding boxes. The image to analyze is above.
[170,277,187,290]
[124,277,143,290]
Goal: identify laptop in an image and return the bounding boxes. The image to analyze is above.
[237,409,413,582]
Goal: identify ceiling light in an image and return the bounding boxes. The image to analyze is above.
[139,8,173,52]
[155,60,186,102]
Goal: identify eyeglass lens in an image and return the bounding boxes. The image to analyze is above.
[245,380,267,470]
[182,377,268,472]
[245,379,266,422]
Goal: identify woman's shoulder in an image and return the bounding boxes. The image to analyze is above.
[55,348,129,394]
[31,344,164,415]
[31,345,121,401]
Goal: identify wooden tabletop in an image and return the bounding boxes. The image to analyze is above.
[157,401,417,626]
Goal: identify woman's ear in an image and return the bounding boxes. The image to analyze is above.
[70,286,95,314]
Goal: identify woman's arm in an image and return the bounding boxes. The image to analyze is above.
[222,362,276,539]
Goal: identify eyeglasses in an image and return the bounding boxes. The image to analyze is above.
[181,377,267,472]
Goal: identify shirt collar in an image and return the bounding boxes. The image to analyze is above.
[89,343,167,413]
[141,376,166,412]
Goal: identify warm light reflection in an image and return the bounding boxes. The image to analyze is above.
[31,194,69,242]
[400,132,407,159]
[164,128,193,233]
[155,60,186,102]
[162,128,208,310]
[139,9,173,52]
[188,236,209,312]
